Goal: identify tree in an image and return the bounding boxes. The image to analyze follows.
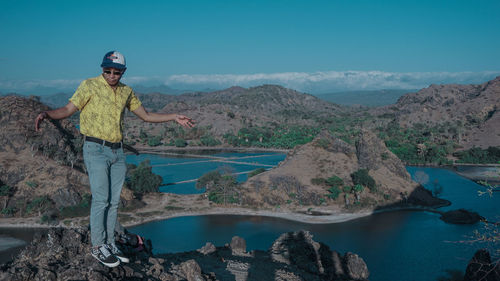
[353,184,364,202]
[351,169,376,192]
[126,160,162,194]
[196,170,239,205]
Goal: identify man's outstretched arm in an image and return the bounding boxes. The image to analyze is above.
[132,105,195,128]
[35,102,79,131]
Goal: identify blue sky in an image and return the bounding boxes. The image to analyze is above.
[1,0,499,94]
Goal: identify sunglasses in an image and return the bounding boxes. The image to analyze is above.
[103,70,123,75]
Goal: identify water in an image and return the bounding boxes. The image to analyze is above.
[126,151,287,194]
[0,228,45,264]
[1,152,498,280]
[128,155,499,281]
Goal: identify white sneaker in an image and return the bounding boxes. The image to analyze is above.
[91,245,120,267]
[106,243,129,263]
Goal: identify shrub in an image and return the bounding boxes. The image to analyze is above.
[248,168,266,178]
[326,176,343,188]
[327,186,341,199]
[200,135,221,146]
[343,185,353,193]
[25,181,38,188]
[1,206,16,215]
[353,184,364,193]
[0,184,13,196]
[315,138,330,149]
[126,160,163,194]
[311,178,326,185]
[351,169,376,192]
[26,196,51,214]
[59,193,91,218]
[381,152,389,160]
[174,138,187,147]
[147,136,162,147]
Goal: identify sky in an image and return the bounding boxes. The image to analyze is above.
[1,0,499,95]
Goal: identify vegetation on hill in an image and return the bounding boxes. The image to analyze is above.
[453,147,500,164]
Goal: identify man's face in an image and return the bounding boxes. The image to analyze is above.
[102,67,125,87]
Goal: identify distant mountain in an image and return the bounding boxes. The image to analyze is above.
[40,92,72,108]
[316,89,416,107]
[131,84,197,95]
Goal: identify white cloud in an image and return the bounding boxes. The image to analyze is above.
[1,71,499,95]
[164,71,500,93]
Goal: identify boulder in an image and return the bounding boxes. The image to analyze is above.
[230,236,247,255]
[464,249,500,281]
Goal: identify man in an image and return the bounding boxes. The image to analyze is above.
[35,51,195,267]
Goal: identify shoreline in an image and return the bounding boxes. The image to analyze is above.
[133,145,290,155]
[0,207,373,229]
[0,202,452,230]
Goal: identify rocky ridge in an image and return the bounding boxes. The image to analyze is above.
[0,228,370,281]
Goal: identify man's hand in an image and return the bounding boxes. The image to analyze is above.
[35,112,48,132]
[175,114,195,128]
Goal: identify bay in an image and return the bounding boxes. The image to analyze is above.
[129,153,499,281]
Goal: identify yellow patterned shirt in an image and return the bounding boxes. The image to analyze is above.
[69,75,142,142]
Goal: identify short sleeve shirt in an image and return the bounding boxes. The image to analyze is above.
[69,75,142,142]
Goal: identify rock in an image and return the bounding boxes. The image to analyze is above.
[440,209,484,224]
[270,230,323,274]
[197,242,216,255]
[269,230,369,280]
[230,236,247,255]
[407,185,450,208]
[330,251,345,277]
[226,259,250,281]
[344,252,370,280]
[2,228,370,281]
[180,259,205,281]
[51,187,82,209]
[464,249,500,281]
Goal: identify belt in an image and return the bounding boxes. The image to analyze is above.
[84,136,140,155]
[85,136,122,149]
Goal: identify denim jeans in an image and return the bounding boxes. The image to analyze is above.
[83,141,126,246]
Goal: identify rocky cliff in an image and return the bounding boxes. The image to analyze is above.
[241,129,447,210]
[0,228,369,281]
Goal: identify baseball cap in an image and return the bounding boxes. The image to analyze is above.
[100,51,126,70]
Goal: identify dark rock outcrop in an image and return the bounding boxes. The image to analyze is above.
[464,249,500,281]
[270,231,369,280]
[0,228,369,281]
[440,209,484,224]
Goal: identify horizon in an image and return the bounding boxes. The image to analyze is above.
[1,0,499,95]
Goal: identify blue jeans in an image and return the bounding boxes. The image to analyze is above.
[83,141,126,246]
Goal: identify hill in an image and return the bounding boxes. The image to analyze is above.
[123,84,347,148]
[373,76,500,150]
[241,130,447,211]
[0,95,89,220]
